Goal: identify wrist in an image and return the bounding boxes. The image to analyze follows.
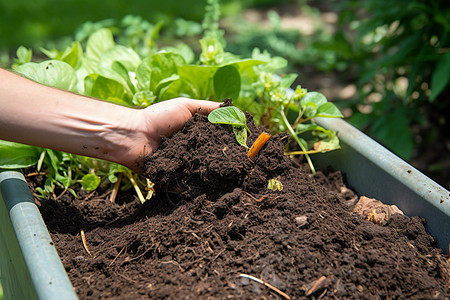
[105,107,152,172]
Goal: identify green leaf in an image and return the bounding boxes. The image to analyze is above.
[85,28,115,71]
[81,174,101,191]
[301,91,328,107]
[233,126,248,148]
[300,92,329,118]
[40,47,59,59]
[279,73,298,88]
[0,141,41,169]
[178,65,218,99]
[132,90,156,107]
[15,60,77,91]
[59,42,83,69]
[86,74,127,104]
[213,65,241,101]
[370,108,414,160]
[136,52,185,97]
[208,106,247,127]
[14,46,33,65]
[163,44,195,64]
[430,53,450,102]
[296,123,333,136]
[100,45,141,72]
[313,134,341,152]
[110,61,136,94]
[316,102,343,118]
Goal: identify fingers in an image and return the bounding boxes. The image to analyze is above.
[178,98,221,116]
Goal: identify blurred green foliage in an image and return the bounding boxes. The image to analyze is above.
[225,5,342,72]
[0,0,204,50]
[329,0,450,160]
[0,0,296,68]
[0,0,295,49]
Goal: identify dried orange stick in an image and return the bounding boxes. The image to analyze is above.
[248,132,271,159]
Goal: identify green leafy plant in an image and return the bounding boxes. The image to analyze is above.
[328,0,450,160]
[1,0,344,202]
[208,106,251,148]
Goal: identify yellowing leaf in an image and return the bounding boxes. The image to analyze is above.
[267,178,283,191]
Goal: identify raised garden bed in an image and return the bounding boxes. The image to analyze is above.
[1,112,449,299]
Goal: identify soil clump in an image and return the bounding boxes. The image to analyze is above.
[37,112,450,299]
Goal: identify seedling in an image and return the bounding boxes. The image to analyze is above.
[208,106,251,148]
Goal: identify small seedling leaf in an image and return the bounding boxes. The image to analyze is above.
[316,102,343,118]
[300,91,327,108]
[82,174,101,191]
[233,126,248,148]
[208,106,247,127]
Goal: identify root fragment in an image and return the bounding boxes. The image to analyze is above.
[81,229,93,257]
[109,172,123,203]
[239,273,291,300]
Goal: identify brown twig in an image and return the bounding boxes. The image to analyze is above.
[109,172,123,203]
[244,191,268,203]
[81,229,93,257]
[26,171,47,177]
[239,273,291,300]
[55,188,68,201]
[161,260,184,272]
[109,246,126,267]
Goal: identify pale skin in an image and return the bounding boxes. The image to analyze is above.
[0,68,220,174]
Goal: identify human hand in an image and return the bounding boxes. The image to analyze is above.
[0,68,219,174]
[117,98,220,173]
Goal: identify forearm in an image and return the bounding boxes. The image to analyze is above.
[0,68,146,167]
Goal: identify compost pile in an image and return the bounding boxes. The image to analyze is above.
[38,111,450,299]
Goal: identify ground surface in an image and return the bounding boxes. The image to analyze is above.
[37,112,449,299]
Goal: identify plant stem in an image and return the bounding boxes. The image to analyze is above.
[280,110,316,174]
[109,172,123,203]
[285,150,324,155]
[126,173,147,204]
[245,124,252,135]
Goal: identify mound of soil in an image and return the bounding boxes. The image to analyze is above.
[37,112,450,299]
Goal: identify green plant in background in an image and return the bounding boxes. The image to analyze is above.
[328,0,450,160]
[225,3,343,73]
[0,0,342,202]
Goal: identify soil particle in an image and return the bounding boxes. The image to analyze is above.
[37,113,450,299]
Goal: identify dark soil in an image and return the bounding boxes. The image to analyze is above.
[36,112,450,299]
